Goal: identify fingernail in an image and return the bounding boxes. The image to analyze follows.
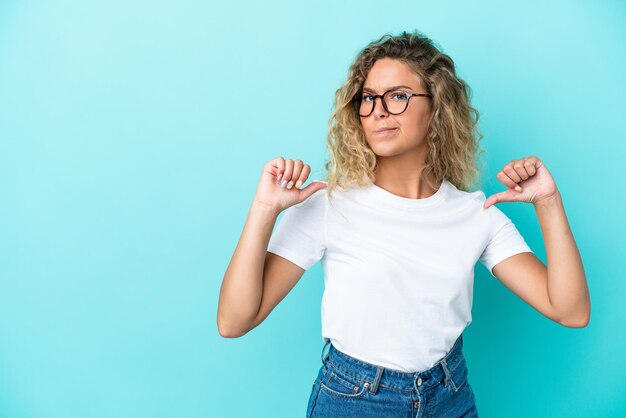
[287,180,294,189]
[295,180,302,189]
[277,173,283,181]
[281,180,287,189]
[515,185,523,192]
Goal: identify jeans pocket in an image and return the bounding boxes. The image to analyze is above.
[319,365,369,399]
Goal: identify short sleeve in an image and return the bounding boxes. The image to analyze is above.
[478,201,533,277]
[266,189,327,270]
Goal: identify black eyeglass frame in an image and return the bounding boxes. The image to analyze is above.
[352,89,432,117]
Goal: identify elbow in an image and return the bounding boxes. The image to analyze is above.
[217,317,250,338]
[218,329,245,338]
[217,323,240,338]
[558,312,590,328]
[555,298,591,328]
[560,319,589,328]
[217,322,235,338]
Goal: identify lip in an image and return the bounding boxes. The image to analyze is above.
[375,128,398,135]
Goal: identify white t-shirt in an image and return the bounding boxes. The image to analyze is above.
[267,178,533,372]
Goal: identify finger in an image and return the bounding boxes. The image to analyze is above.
[512,159,530,180]
[483,193,498,209]
[483,188,518,209]
[496,170,520,190]
[524,158,537,176]
[286,160,304,189]
[299,179,327,199]
[294,164,311,189]
[502,161,523,183]
[281,159,294,189]
[273,157,286,182]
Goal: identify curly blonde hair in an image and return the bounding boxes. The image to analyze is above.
[320,30,486,200]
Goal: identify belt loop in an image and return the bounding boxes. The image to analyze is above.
[320,339,331,372]
[441,358,454,390]
[369,366,384,395]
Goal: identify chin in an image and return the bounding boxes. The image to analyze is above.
[369,145,405,158]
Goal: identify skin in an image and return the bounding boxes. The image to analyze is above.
[359,58,590,327]
[359,57,437,199]
[219,60,590,339]
[484,156,590,327]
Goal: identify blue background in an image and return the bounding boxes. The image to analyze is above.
[1,0,625,417]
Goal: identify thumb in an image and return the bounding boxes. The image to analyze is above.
[298,180,327,201]
[483,188,517,209]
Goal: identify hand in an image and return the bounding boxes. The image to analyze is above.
[483,156,559,209]
[253,157,328,214]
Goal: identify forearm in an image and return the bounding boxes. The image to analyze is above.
[217,199,280,336]
[534,190,590,326]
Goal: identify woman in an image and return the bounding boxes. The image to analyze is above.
[217,30,590,417]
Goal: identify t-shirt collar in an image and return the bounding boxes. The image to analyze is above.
[364,178,450,210]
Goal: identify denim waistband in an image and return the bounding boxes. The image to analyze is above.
[320,334,465,393]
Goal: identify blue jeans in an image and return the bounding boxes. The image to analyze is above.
[306,334,478,417]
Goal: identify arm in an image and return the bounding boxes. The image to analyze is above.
[493,191,590,328]
[217,200,279,337]
[534,190,590,327]
[217,157,327,337]
[486,156,591,328]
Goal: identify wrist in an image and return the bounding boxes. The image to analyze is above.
[534,190,562,210]
[251,198,281,218]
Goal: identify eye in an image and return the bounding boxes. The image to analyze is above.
[390,91,409,100]
[362,95,374,102]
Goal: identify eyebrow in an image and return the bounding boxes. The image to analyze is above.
[362,85,415,93]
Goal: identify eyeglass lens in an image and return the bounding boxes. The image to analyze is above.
[357,90,410,116]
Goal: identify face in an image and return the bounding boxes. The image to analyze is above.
[358,58,432,158]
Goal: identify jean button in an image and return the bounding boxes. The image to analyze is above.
[417,377,423,386]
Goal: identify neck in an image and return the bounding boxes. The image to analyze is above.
[373,158,438,200]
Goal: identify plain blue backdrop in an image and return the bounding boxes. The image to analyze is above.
[1,0,625,417]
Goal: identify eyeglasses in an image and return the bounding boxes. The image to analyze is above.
[352,89,432,117]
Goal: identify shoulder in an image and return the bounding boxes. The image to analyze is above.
[444,181,488,210]
[293,186,328,209]
[444,181,507,222]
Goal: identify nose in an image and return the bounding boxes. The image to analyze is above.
[371,96,389,118]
